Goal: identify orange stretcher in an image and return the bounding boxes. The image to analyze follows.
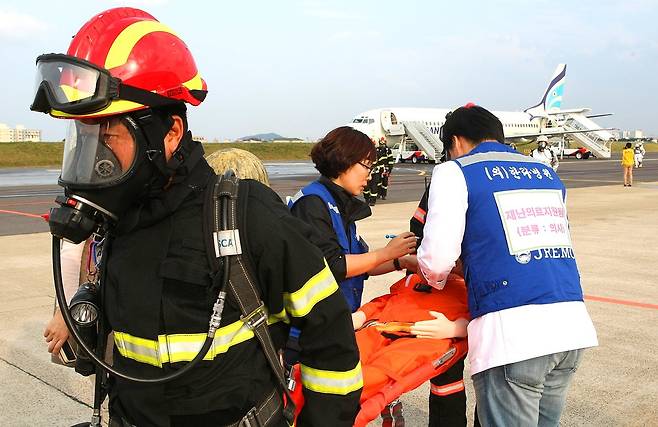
[353,273,469,426]
[290,273,470,426]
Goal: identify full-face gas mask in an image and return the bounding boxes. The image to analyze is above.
[48,114,160,243]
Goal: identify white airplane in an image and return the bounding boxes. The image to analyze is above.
[349,64,615,159]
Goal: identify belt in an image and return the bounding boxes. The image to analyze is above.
[225,387,284,427]
[108,387,284,427]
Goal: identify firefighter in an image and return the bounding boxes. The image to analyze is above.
[634,142,646,168]
[363,139,389,206]
[531,135,559,171]
[363,138,379,205]
[379,137,395,201]
[31,7,361,426]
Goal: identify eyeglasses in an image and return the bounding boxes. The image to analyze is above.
[358,161,373,172]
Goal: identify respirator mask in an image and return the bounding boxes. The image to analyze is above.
[49,115,156,243]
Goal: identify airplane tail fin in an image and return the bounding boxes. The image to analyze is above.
[524,64,566,118]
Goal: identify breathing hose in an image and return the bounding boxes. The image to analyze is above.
[51,189,230,383]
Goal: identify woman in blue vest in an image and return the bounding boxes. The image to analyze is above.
[289,126,417,312]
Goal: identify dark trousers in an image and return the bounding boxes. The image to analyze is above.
[380,173,390,199]
[364,173,382,203]
[429,356,479,427]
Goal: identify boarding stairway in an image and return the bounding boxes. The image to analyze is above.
[401,121,444,161]
[560,114,612,159]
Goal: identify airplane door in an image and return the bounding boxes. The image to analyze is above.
[381,110,405,136]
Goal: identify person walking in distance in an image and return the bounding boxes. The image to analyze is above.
[622,142,634,186]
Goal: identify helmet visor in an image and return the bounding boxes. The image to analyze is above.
[61,117,137,188]
[31,54,116,115]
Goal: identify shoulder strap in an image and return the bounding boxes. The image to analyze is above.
[203,173,296,424]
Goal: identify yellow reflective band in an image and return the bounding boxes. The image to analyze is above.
[284,261,338,317]
[113,314,285,367]
[105,21,178,70]
[269,308,290,324]
[114,331,161,367]
[59,85,94,103]
[50,99,145,119]
[300,362,363,395]
[182,73,204,91]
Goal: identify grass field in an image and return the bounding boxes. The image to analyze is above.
[0,141,655,168]
[0,142,314,168]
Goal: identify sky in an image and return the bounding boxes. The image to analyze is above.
[1,0,657,141]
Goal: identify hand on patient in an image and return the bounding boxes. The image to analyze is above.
[410,311,468,339]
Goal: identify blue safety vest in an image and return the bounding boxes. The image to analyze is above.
[289,180,367,312]
[454,142,583,318]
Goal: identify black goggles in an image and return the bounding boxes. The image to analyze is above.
[31,54,177,115]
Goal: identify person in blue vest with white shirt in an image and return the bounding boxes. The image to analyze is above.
[289,126,417,312]
[416,104,598,426]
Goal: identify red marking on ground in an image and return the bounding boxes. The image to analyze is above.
[0,200,54,208]
[584,294,658,310]
[0,209,47,220]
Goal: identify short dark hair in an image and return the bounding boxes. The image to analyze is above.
[625,142,632,149]
[153,103,189,133]
[440,105,505,151]
[311,126,376,178]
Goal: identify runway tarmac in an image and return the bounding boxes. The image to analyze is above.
[0,180,656,426]
[1,153,656,236]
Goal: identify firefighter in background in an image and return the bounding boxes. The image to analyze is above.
[31,7,361,426]
[364,139,390,206]
[634,142,646,168]
[379,137,395,201]
[363,138,378,204]
[531,135,559,171]
[363,138,384,206]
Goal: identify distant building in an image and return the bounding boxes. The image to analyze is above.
[632,129,644,139]
[0,123,41,142]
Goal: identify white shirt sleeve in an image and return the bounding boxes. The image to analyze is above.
[60,240,85,304]
[417,161,468,289]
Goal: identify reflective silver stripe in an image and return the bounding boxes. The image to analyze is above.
[300,361,363,395]
[288,190,305,205]
[455,151,545,167]
[114,331,161,367]
[284,261,338,317]
[114,315,285,367]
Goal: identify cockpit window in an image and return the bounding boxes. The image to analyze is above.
[352,118,363,123]
[390,112,398,125]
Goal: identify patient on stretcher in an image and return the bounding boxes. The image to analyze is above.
[351,273,470,404]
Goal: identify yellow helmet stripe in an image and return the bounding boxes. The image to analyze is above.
[182,73,204,91]
[105,21,179,70]
[50,99,145,119]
